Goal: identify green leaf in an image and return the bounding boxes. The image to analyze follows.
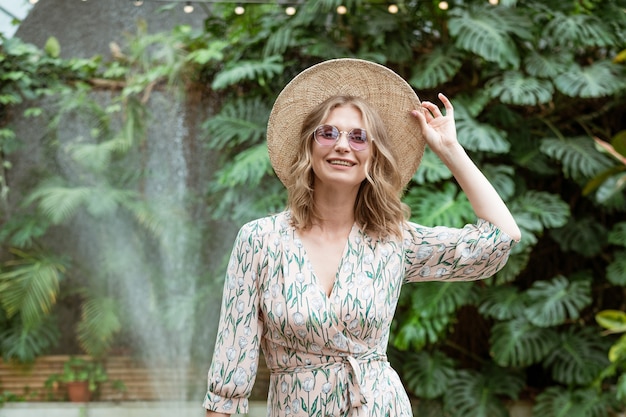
[405,182,473,228]
[543,13,616,48]
[609,334,626,363]
[606,250,626,286]
[444,366,524,417]
[533,387,611,417]
[211,56,284,90]
[608,222,626,247]
[550,217,608,257]
[44,36,61,58]
[449,6,531,69]
[77,296,121,357]
[487,71,554,105]
[524,50,574,78]
[481,164,515,200]
[478,285,525,321]
[523,275,592,327]
[540,137,614,180]
[554,61,626,98]
[402,350,457,399]
[511,190,570,230]
[0,315,60,363]
[543,326,610,385]
[596,310,626,333]
[490,317,559,367]
[214,143,273,188]
[409,46,464,89]
[454,105,510,153]
[412,148,453,185]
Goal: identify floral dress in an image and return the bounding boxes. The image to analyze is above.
[203,211,515,416]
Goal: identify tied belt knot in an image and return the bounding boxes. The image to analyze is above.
[271,352,388,409]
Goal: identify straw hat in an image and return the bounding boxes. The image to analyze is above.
[267,58,425,188]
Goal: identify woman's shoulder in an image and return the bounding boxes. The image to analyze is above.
[237,210,292,240]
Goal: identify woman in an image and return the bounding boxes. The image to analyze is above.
[203,59,521,417]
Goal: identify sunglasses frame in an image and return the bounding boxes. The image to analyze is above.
[312,124,373,152]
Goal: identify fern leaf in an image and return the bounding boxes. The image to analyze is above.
[608,222,626,248]
[405,182,473,227]
[511,190,570,230]
[203,97,270,150]
[402,350,457,399]
[523,275,592,327]
[412,148,452,185]
[487,71,554,105]
[449,6,531,69]
[490,317,559,367]
[554,61,626,98]
[550,217,608,257]
[543,327,610,386]
[454,105,510,153]
[540,137,614,180]
[409,46,464,89]
[478,285,525,321]
[543,13,616,48]
[524,50,574,78]
[607,250,626,286]
[214,143,273,188]
[26,180,91,225]
[211,56,284,90]
[533,387,611,417]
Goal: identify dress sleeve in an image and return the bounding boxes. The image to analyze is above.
[203,222,265,414]
[403,218,516,283]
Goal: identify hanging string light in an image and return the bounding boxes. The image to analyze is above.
[336,5,347,14]
[438,1,449,10]
[183,1,194,13]
[234,3,245,14]
[387,3,398,14]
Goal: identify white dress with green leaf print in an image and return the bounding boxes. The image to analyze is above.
[203,210,515,416]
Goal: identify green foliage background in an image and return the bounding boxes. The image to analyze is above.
[1,0,626,414]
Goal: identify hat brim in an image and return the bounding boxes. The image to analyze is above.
[267,58,424,188]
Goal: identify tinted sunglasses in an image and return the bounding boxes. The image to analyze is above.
[313,124,372,151]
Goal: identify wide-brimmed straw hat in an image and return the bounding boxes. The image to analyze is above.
[267,58,425,188]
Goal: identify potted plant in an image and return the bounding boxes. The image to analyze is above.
[46,357,108,402]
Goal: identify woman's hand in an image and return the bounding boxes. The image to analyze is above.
[411,93,459,156]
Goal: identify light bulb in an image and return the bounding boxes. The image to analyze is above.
[337,5,348,14]
[28,0,39,4]
[183,1,194,13]
[388,4,399,14]
[438,1,449,10]
[235,5,245,15]
[489,0,499,4]
[133,0,143,6]
[285,6,296,16]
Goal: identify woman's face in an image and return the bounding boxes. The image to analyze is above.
[310,104,372,191]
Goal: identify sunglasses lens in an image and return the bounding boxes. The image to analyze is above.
[348,129,367,150]
[315,125,339,145]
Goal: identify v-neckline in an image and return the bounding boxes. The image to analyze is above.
[294,223,355,299]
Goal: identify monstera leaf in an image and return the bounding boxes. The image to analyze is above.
[402,350,457,399]
[478,285,526,321]
[533,387,611,417]
[523,275,592,327]
[410,46,464,89]
[542,326,611,385]
[487,71,554,105]
[490,317,559,367]
[444,366,524,417]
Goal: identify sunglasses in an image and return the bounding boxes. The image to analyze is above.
[313,124,371,151]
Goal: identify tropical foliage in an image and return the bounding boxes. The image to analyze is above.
[1,0,625,414]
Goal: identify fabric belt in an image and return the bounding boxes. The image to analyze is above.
[271,353,387,409]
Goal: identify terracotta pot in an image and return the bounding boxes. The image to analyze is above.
[66,381,91,402]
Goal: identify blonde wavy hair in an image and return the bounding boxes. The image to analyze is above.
[285,96,410,239]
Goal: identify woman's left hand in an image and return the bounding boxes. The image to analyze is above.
[411,93,459,155]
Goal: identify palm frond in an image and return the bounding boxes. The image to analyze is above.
[490,317,559,367]
[554,61,626,98]
[540,137,615,180]
[487,71,554,105]
[203,96,270,151]
[0,249,65,326]
[550,217,608,257]
[543,326,610,386]
[405,182,473,227]
[523,275,592,328]
[77,295,121,357]
[402,350,457,399]
[449,6,531,69]
[211,56,284,90]
[213,143,273,188]
[543,13,616,48]
[409,46,464,89]
[25,178,91,224]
